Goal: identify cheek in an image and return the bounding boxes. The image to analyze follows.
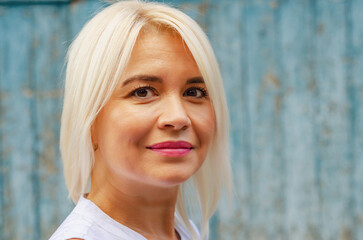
[191,104,216,148]
[94,104,154,168]
[104,104,156,142]
[95,105,156,174]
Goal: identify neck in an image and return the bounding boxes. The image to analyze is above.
[87,172,180,240]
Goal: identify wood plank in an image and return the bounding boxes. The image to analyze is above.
[0,4,5,238]
[30,4,74,239]
[42,0,107,237]
[241,0,287,239]
[313,0,354,239]
[0,5,39,240]
[351,0,363,239]
[206,1,247,240]
[279,1,322,239]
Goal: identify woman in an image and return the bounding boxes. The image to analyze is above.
[50,1,232,239]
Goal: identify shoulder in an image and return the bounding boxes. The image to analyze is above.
[48,211,90,240]
[48,197,98,240]
[49,196,146,240]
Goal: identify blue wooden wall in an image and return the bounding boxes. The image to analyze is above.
[0,0,362,239]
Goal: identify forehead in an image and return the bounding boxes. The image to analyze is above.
[133,26,196,61]
[119,27,201,82]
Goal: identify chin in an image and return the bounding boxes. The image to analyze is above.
[152,169,196,187]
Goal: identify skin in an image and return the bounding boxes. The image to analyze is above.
[86,28,216,240]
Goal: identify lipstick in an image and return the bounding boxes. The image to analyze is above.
[147,141,193,157]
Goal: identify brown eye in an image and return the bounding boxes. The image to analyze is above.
[184,87,208,98]
[135,89,149,97]
[130,87,157,99]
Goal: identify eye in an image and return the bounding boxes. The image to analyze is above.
[130,86,157,98]
[183,87,208,98]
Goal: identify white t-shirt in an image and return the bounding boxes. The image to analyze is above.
[49,196,196,240]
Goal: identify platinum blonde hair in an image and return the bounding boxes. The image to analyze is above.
[60,1,232,239]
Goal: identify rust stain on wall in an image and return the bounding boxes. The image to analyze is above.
[22,89,63,99]
[308,80,316,91]
[69,0,83,12]
[264,73,280,88]
[39,127,58,174]
[257,72,280,99]
[306,224,320,240]
[70,0,83,6]
[270,1,278,9]
[274,95,282,114]
[339,227,353,240]
[317,24,325,34]
[197,1,209,15]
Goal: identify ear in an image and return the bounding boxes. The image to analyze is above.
[91,120,97,144]
[91,121,100,151]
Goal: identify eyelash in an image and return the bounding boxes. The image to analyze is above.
[128,85,209,98]
[184,87,209,98]
[129,85,158,97]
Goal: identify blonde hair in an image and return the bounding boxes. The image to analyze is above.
[60,1,232,239]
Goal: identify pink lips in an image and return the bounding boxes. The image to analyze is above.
[147,141,193,157]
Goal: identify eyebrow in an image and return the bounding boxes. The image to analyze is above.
[122,75,162,86]
[122,75,204,86]
[186,77,204,84]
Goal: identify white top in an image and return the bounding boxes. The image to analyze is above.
[49,196,196,240]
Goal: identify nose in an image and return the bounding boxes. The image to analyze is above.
[157,97,191,131]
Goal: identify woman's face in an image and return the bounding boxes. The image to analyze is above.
[92,29,215,189]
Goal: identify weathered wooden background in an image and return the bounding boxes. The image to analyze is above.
[0,0,362,239]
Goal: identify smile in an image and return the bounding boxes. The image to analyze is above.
[146,141,193,157]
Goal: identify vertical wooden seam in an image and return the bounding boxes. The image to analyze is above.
[309,0,323,238]
[344,0,357,239]
[28,6,41,240]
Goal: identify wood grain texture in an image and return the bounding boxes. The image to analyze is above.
[350,1,363,239]
[0,6,39,239]
[31,5,72,239]
[0,0,362,239]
